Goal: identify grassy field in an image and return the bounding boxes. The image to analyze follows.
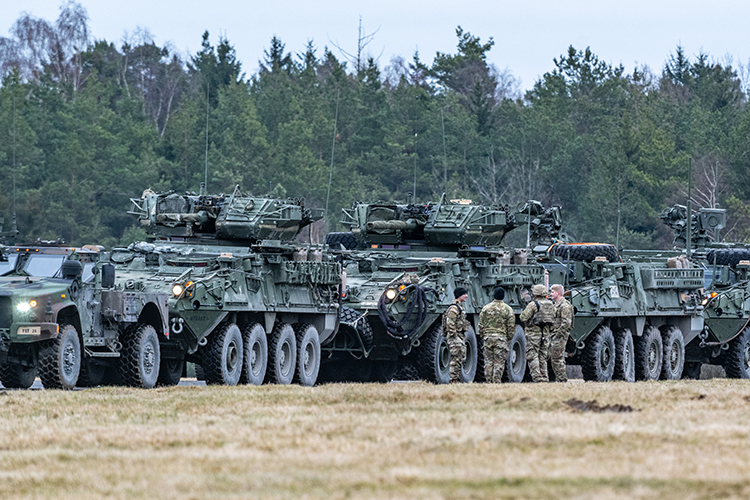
[1,379,750,499]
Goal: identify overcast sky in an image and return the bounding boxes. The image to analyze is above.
[2,0,749,90]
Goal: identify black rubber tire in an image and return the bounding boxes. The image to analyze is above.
[120,323,161,389]
[723,327,750,379]
[459,326,478,383]
[0,362,37,389]
[613,328,635,382]
[550,243,619,263]
[660,326,685,380]
[416,322,450,384]
[77,357,107,387]
[706,249,750,267]
[266,323,296,385]
[158,358,184,386]
[241,323,268,386]
[39,324,81,390]
[393,355,420,381]
[339,306,374,353]
[202,323,243,386]
[194,363,205,381]
[635,325,663,381]
[682,361,703,380]
[324,232,359,250]
[581,326,616,382]
[502,325,527,383]
[371,359,398,382]
[294,324,321,386]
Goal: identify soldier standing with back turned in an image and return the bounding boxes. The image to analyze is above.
[519,284,553,382]
[444,287,470,383]
[548,284,574,382]
[478,286,516,382]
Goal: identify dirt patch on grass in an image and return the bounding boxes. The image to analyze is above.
[564,398,639,413]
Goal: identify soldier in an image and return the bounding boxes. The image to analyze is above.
[519,284,554,382]
[444,287,470,383]
[548,284,574,382]
[478,286,516,383]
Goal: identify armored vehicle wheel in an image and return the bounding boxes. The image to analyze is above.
[459,326,478,383]
[550,243,619,263]
[294,324,321,386]
[158,358,184,386]
[324,232,359,250]
[613,328,635,382]
[120,323,161,389]
[723,327,750,379]
[581,326,616,382]
[635,325,662,381]
[371,359,398,382]
[393,356,420,381]
[682,361,702,380]
[706,248,750,267]
[39,324,81,390]
[241,323,268,386]
[267,323,296,384]
[0,362,37,389]
[416,322,450,384]
[194,363,205,381]
[202,323,243,386]
[77,357,106,387]
[659,326,685,380]
[502,325,527,383]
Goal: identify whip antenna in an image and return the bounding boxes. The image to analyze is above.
[325,87,340,223]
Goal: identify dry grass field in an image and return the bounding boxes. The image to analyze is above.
[1,379,750,499]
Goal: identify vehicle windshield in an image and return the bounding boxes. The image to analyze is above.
[0,254,18,275]
[23,254,68,277]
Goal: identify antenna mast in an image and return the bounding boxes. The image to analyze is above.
[203,82,209,195]
[325,88,340,222]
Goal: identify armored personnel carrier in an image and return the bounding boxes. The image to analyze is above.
[120,187,341,386]
[658,205,750,379]
[0,242,170,389]
[324,197,564,384]
[546,242,705,382]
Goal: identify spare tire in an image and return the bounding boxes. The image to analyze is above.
[550,243,619,263]
[706,248,750,267]
[325,232,359,250]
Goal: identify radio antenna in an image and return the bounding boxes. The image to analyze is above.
[203,82,209,194]
[325,87,340,224]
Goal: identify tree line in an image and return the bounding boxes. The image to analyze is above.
[2,1,750,249]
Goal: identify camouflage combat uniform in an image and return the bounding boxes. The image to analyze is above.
[549,296,574,382]
[519,287,552,382]
[478,299,515,383]
[444,299,470,382]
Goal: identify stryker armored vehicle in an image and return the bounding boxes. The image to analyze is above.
[119,187,341,386]
[324,197,565,384]
[657,204,749,378]
[546,241,705,382]
[0,242,170,389]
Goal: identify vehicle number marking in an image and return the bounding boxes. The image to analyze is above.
[18,326,41,335]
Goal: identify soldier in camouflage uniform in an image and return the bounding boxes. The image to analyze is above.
[548,284,574,382]
[519,284,551,382]
[444,287,470,383]
[478,286,516,383]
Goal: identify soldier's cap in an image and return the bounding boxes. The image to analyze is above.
[493,286,505,300]
[531,284,547,297]
[454,287,468,299]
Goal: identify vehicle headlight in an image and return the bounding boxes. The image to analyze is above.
[701,297,709,306]
[16,300,34,312]
[172,284,184,297]
[385,288,397,301]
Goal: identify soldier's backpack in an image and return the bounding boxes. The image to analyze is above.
[532,299,555,327]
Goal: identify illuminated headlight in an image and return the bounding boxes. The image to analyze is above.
[385,288,397,301]
[172,284,184,297]
[16,301,32,312]
[701,297,709,306]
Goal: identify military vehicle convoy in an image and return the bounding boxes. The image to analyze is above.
[0,242,170,389]
[119,188,342,387]
[323,197,564,384]
[658,205,750,379]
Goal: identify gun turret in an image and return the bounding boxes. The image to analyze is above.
[340,197,563,248]
[129,186,323,243]
[660,204,726,249]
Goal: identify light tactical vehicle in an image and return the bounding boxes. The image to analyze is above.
[547,241,706,382]
[120,188,342,386]
[658,205,750,378]
[0,242,170,389]
[324,197,564,384]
